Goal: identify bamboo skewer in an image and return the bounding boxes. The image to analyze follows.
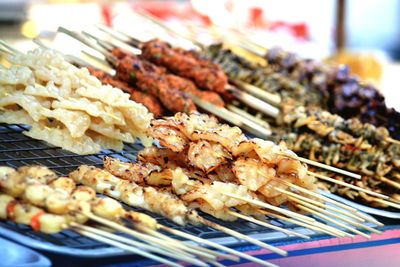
[198,216,286,261]
[71,223,197,265]
[137,226,217,261]
[274,186,366,223]
[72,227,185,267]
[209,261,225,267]
[230,79,281,107]
[134,10,205,49]
[354,211,384,227]
[227,210,310,239]
[57,29,367,184]
[278,180,357,213]
[189,94,271,138]
[372,198,400,209]
[227,104,271,129]
[285,196,380,235]
[69,223,185,267]
[386,137,400,145]
[83,212,209,267]
[279,154,361,180]
[379,176,400,190]
[221,191,315,224]
[295,204,363,238]
[308,171,389,199]
[227,86,280,118]
[160,225,277,267]
[258,210,346,238]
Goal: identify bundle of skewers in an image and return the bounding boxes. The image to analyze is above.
[1,39,390,266]
[204,39,400,141]
[49,24,400,210]
[0,165,248,267]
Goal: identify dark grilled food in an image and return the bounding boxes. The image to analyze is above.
[204,44,325,108]
[271,104,400,208]
[87,67,165,117]
[141,40,228,94]
[265,47,400,140]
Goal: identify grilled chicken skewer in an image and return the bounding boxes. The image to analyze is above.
[0,166,220,266]
[69,164,284,267]
[109,12,282,108]
[0,192,189,267]
[77,27,280,118]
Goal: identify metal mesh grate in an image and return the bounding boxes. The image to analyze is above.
[0,123,319,255]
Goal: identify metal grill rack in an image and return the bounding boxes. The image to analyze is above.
[0,123,346,258]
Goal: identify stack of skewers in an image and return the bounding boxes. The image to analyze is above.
[49,23,400,210]
[0,37,392,266]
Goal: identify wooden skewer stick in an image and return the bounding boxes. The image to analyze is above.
[209,261,225,267]
[0,40,22,54]
[160,226,276,267]
[189,94,271,139]
[230,79,281,107]
[84,212,208,267]
[151,226,239,262]
[287,195,378,234]
[83,214,196,259]
[197,217,286,263]
[57,27,113,63]
[159,224,282,265]
[372,198,400,209]
[227,86,280,119]
[220,191,315,224]
[354,211,384,227]
[285,196,381,235]
[308,171,389,199]
[71,223,197,265]
[258,210,346,238]
[71,225,185,267]
[295,204,362,238]
[280,153,361,179]
[227,209,310,239]
[227,104,271,130]
[274,185,366,223]
[386,137,400,146]
[137,225,217,261]
[277,180,358,213]
[134,10,205,49]
[379,176,400,190]
[197,216,287,257]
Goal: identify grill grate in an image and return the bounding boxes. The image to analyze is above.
[0,123,322,256]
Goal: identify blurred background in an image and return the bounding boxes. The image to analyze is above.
[1,0,399,108]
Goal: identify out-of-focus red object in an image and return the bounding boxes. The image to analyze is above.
[101,4,113,27]
[270,21,310,40]
[249,7,266,28]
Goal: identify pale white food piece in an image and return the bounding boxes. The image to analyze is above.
[41,108,90,138]
[24,123,101,155]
